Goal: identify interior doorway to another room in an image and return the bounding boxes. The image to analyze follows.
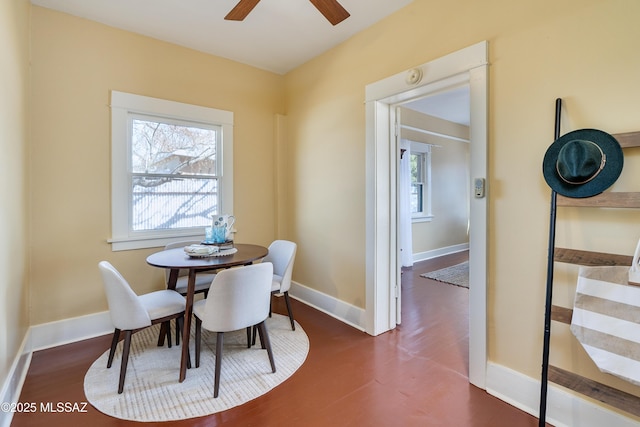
[398,85,471,268]
[396,84,471,358]
[365,41,488,389]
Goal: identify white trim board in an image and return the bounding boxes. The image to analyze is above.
[412,243,469,264]
[29,311,113,352]
[486,362,640,427]
[0,333,32,427]
[0,311,113,427]
[288,281,366,331]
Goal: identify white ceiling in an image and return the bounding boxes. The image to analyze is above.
[404,86,470,126]
[31,0,469,124]
[31,0,413,75]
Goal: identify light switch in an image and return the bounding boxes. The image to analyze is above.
[474,178,485,198]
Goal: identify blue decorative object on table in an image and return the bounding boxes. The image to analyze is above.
[212,214,235,241]
[212,225,226,244]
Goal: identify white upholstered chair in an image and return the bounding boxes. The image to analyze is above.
[99,261,186,394]
[164,240,217,297]
[193,262,276,398]
[263,240,297,330]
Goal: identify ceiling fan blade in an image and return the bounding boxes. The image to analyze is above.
[225,0,261,21]
[309,0,350,25]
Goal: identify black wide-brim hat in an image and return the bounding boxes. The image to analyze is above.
[542,128,623,198]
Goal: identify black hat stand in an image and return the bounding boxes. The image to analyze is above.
[538,98,562,427]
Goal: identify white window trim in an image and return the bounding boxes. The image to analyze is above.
[108,91,233,251]
[410,144,433,222]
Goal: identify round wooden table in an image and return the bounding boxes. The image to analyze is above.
[146,243,268,382]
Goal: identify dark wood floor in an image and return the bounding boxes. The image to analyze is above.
[12,252,543,426]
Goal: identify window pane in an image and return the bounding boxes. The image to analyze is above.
[131,118,218,176]
[410,154,418,183]
[130,116,221,232]
[131,177,217,231]
[411,183,423,213]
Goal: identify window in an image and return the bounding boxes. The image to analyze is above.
[109,91,233,251]
[410,153,425,213]
[410,148,432,221]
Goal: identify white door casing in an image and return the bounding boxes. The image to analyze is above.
[364,41,489,389]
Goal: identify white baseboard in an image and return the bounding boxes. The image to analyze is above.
[28,311,113,352]
[289,281,366,331]
[0,311,113,427]
[0,332,32,427]
[486,362,640,427]
[413,243,469,264]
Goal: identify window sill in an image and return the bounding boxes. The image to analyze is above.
[108,233,203,251]
[412,215,434,224]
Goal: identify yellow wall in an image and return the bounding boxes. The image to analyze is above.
[7,0,640,419]
[0,0,30,393]
[412,140,470,255]
[29,6,284,324]
[284,0,640,410]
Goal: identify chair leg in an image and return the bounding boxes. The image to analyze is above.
[165,321,172,348]
[157,322,167,347]
[107,328,120,368]
[118,330,133,394]
[214,332,224,398]
[249,324,266,349]
[246,327,252,348]
[195,317,202,368]
[251,324,259,347]
[257,321,276,373]
[283,291,295,331]
[175,318,181,346]
[177,316,191,369]
[255,324,265,349]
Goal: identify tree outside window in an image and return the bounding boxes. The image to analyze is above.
[131,117,220,231]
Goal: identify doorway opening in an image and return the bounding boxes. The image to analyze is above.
[398,84,471,268]
[364,41,488,388]
[396,85,471,328]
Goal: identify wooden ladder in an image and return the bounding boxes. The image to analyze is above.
[544,130,640,420]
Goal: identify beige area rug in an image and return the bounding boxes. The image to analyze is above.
[420,261,469,288]
[84,314,308,422]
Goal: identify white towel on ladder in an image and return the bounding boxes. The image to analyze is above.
[570,265,640,386]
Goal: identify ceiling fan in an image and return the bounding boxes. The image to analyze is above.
[225,0,350,26]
